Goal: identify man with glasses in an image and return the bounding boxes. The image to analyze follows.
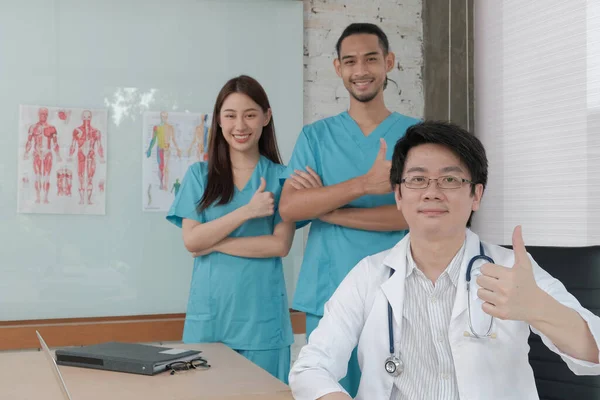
[289,121,600,400]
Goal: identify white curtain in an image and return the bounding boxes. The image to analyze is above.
[472,0,600,246]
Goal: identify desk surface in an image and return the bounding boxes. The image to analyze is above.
[0,343,293,400]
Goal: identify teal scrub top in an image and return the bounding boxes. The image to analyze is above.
[167,156,294,351]
[281,111,420,317]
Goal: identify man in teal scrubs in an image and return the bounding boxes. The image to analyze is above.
[279,23,419,396]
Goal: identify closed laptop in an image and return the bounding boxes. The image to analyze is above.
[55,342,202,376]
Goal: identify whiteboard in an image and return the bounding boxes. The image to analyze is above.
[0,0,304,320]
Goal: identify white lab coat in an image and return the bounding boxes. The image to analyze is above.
[289,229,600,400]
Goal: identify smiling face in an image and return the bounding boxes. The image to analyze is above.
[334,33,395,103]
[395,143,484,240]
[218,92,271,155]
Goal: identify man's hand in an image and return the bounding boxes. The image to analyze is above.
[243,177,274,219]
[360,138,392,195]
[476,225,544,322]
[289,166,322,190]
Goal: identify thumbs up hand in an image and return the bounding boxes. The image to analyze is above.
[476,226,544,322]
[361,138,392,195]
[245,177,275,219]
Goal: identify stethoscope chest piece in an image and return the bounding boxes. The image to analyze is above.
[385,355,403,377]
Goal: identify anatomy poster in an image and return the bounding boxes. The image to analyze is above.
[17,105,108,215]
[142,111,212,212]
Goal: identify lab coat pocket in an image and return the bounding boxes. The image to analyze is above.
[459,320,533,399]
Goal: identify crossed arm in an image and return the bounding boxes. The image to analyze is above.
[193,221,295,258]
[279,167,408,232]
[182,214,295,259]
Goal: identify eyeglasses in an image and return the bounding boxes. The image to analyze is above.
[401,175,474,189]
[166,357,211,375]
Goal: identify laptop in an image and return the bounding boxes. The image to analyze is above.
[36,330,73,400]
[54,341,203,376]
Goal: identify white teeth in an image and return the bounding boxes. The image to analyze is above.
[233,134,249,139]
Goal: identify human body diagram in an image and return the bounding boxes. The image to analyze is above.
[17,105,108,215]
[187,113,211,162]
[23,107,61,204]
[146,111,182,191]
[68,110,105,205]
[142,111,211,212]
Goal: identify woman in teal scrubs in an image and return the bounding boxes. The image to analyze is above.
[167,75,296,383]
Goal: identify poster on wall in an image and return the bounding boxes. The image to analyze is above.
[142,111,212,212]
[17,105,108,215]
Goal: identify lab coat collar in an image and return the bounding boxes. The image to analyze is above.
[380,229,482,327]
[380,235,410,328]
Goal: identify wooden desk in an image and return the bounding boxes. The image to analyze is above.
[0,343,293,400]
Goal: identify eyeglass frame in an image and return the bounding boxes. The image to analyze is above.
[166,356,211,375]
[399,175,476,190]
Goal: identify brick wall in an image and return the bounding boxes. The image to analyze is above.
[302,0,424,124]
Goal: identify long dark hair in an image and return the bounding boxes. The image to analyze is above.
[197,75,282,212]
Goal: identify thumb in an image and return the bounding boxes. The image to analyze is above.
[256,177,267,193]
[377,138,387,160]
[512,225,530,269]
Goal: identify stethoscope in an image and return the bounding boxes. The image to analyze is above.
[385,242,496,377]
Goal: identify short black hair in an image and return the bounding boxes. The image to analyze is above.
[335,23,390,58]
[390,121,488,227]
